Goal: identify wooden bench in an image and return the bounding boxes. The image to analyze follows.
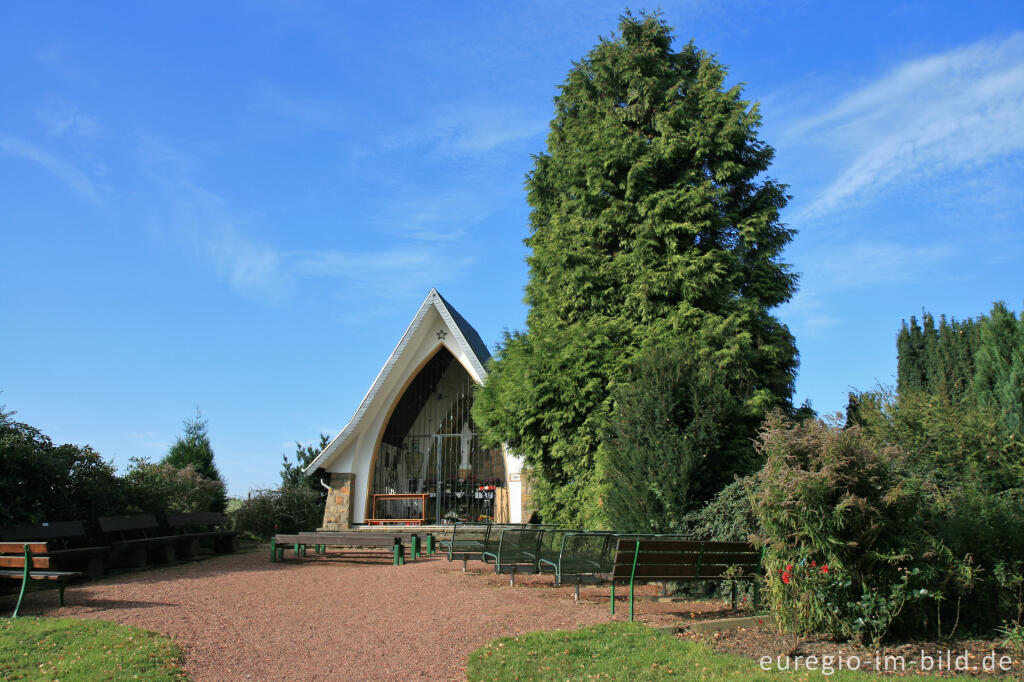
[1,542,82,617]
[270,532,427,566]
[98,514,181,568]
[1,521,109,579]
[610,538,763,621]
[165,512,241,556]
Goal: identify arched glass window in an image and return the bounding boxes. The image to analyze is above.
[369,347,506,523]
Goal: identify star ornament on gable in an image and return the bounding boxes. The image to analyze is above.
[436,329,447,341]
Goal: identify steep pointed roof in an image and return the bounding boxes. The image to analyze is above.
[304,288,491,473]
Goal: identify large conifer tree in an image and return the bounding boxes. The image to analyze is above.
[474,13,798,527]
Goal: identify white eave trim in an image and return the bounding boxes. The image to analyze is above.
[303,288,489,473]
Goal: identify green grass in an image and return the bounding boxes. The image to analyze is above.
[0,617,186,680]
[467,622,878,681]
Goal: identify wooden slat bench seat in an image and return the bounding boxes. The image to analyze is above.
[610,538,763,621]
[98,514,180,568]
[270,532,427,566]
[165,512,241,556]
[0,542,82,617]
[1,521,109,579]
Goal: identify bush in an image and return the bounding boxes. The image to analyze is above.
[684,476,761,543]
[0,407,133,528]
[753,408,1024,644]
[122,458,227,517]
[752,413,956,646]
[231,486,323,539]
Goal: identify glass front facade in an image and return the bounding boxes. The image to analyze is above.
[369,347,506,523]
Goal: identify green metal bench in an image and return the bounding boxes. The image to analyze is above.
[437,522,491,570]
[538,530,613,596]
[483,527,548,585]
[1,542,82,617]
[610,538,763,621]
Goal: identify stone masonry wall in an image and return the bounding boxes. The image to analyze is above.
[319,472,354,530]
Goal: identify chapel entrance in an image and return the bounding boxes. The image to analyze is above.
[368,347,507,524]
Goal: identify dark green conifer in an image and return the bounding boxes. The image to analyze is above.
[474,12,798,526]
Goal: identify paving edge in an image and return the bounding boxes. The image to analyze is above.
[681,614,774,634]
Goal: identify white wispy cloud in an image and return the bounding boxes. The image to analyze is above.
[379,103,547,159]
[0,133,102,207]
[36,100,101,139]
[250,80,349,131]
[138,137,477,305]
[789,32,1024,220]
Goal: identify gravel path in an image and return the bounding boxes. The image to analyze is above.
[7,549,628,681]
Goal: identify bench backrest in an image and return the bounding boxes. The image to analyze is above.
[537,528,584,563]
[0,521,88,547]
[556,531,615,571]
[449,523,489,546]
[0,542,54,569]
[612,538,760,582]
[165,512,227,529]
[98,514,161,540]
[495,527,545,562]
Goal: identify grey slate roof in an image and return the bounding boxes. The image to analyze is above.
[435,290,491,365]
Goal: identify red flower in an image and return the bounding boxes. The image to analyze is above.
[785,564,793,572]
[821,565,829,574]
[811,560,816,567]
[782,573,791,584]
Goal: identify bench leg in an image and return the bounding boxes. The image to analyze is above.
[574,582,580,602]
[610,583,615,615]
[13,549,31,618]
[509,568,516,587]
[270,539,276,562]
[731,581,737,610]
[58,582,66,607]
[426,533,434,556]
[462,557,467,572]
[411,535,419,560]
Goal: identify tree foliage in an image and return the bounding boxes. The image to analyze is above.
[123,458,226,518]
[974,301,1024,440]
[280,433,330,509]
[896,312,980,403]
[474,12,798,526]
[0,406,130,527]
[603,344,758,532]
[161,408,226,511]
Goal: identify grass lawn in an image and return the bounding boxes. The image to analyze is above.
[467,622,879,681]
[0,617,186,680]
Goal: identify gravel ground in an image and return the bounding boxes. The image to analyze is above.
[3,548,674,681]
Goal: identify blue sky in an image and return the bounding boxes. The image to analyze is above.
[1,1,1021,496]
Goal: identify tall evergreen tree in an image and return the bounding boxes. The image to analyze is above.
[162,408,227,511]
[974,301,1024,439]
[898,311,980,403]
[474,13,798,527]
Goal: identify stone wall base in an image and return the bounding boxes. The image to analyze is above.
[318,472,354,530]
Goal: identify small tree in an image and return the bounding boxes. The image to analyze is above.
[162,407,226,511]
[281,433,330,508]
[603,343,756,533]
